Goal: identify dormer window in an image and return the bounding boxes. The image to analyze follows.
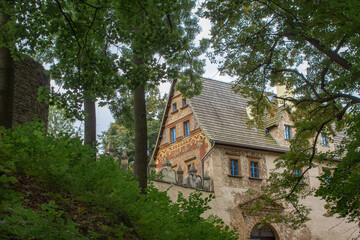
[285,125,291,140]
[173,103,177,112]
[182,98,187,107]
[321,134,328,147]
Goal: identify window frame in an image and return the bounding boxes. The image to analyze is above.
[249,158,261,179]
[182,98,187,107]
[229,158,239,176]
[172,102,177,112]
[321,134,329,147]
[284,125,291,140]
[183,120,190,137]
[170,127,176,143]
[227,156,243,178]
[187,164,191,171]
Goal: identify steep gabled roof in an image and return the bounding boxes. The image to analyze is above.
[152,78,287,161]
[266,106,285,129]
[189,78,287,152]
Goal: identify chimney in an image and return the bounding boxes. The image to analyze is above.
[276,83,294,107]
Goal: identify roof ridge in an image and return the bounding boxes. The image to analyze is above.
[201,77,232,85]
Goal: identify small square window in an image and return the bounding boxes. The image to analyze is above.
[230,159,239,176]
[250,161,259,178]
[173,103,177,112]
[321,134,328,147]
[170,127,176,143]
[184,120,190,137]
[285,125,291,140]
[182,98,187,107]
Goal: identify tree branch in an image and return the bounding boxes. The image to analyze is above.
[305,37,351,70]
[271,67,321,99]
[55,0,81,50]
[285,102,351,199]
[295,94,360,105]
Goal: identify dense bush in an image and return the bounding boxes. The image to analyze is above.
[0,120,238,239]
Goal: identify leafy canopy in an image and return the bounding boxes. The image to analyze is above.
[1,0,122,119]
[201,0,360,227]
[101,86,167,162]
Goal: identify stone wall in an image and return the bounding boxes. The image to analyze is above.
[13,58,49,126]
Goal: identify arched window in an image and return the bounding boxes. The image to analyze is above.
[250,223,276,240]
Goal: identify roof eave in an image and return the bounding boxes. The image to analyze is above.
[151,79,178,161]
[214,140,288,154]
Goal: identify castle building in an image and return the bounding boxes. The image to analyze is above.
[151,78,358,240]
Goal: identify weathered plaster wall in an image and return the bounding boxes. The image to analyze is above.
[203,145,358,240]
[204,146,280,227]
[154,141,359,240]
[268,110,335,153]
[13,58,49,126]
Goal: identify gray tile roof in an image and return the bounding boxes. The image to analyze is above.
[189,78,287,152]
[266,106,285,129]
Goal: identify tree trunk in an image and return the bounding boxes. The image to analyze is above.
[0,12,15,128]
[84,97,97,153]
[133,83,148,192]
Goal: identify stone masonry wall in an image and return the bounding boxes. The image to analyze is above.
[13,58,49,126]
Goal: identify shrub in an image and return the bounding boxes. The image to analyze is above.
[0,120,238,239]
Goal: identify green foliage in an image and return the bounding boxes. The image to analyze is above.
[0,201,81,240]
[0,120,237,239]
[127,186,238,240]
[201,0,360,227]
[1,1,122,118]
[102,86,167,162]
[47,105,82,138]
[1,0,205,118]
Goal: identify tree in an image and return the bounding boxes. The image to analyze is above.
[0,11,14,128]
[0,1,121,150]
[48,105,82,138]
[109,0,205,191]
[201,0,360,227]
[101,86,167,163]
[1,0,204,190]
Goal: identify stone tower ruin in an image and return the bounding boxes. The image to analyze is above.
[13,58,49,126]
